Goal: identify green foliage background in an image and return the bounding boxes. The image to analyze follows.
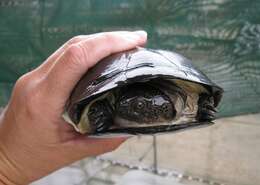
[0,0,260,117]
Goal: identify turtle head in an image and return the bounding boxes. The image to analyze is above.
[114,84,176,126]
[76,83,182,134]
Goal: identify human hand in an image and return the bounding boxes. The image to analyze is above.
[0,31,147,185]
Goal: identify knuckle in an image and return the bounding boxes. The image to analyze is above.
[65,43,90,69]
[101,33,115,44]
[15,73,44,107]
[67,35,84,45]
[23,85,43,117]
[14,73,33,92]
[65,45,85,66]
[14,75,27,91]
[13,78,44,118]
[66,44,82,57]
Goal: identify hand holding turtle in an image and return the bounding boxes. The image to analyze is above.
[0,31,147,185]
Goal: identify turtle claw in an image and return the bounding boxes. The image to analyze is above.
[206,104,218,113]
[197,94,217,122]
[88,99,113,133]
[199,109,215,121]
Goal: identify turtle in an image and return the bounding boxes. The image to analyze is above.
[63,47,223,135]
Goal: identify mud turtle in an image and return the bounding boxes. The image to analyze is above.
[63,47,223,135]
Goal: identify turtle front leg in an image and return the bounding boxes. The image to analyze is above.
[197,93,217,122]
[87,99,114,133]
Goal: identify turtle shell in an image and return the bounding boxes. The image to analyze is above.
[65,47,223,135]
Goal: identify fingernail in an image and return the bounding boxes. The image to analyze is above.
[134,30,147,38]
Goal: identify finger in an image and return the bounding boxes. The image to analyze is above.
[35,34,96,74]
[63,137,128,159]
[79,136,127,155]
[36,31,146,74]
[45,31,147,104]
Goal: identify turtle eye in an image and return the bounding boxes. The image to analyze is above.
[134,100,145,110]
